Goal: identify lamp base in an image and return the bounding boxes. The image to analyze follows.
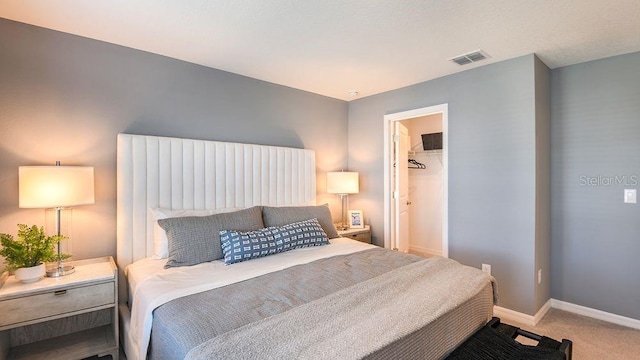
[336,194,350,232]
[46,264,75,277]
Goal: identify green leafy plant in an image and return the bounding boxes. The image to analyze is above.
[0,224,70,272]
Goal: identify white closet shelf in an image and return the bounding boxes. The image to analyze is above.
[408,149,443,155]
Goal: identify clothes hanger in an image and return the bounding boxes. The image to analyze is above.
[408,158,426,169]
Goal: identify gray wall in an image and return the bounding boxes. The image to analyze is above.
[0,19,348,265]
[550,51,640,320]
[348,54,545,314]
[534,56,552,311]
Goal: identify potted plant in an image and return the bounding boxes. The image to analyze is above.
[0,224,69,284]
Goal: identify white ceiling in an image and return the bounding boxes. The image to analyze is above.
[2,0,639,101]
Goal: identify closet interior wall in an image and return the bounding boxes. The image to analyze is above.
[403,114,443,257]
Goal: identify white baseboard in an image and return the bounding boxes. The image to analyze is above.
[408,244,442,257]
[534,299,552,324]
[550,299,640,331]
[494,299,551,326]
[495,299,640,330]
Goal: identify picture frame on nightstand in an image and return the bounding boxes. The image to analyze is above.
[348,209,364,228]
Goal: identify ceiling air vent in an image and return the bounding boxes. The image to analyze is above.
[450,49,490,66]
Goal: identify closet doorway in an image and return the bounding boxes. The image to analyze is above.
[383,104,448,258]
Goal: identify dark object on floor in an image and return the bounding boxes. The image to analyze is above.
[446,317,572,360]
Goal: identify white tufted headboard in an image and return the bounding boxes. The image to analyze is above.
[116,133,316,301]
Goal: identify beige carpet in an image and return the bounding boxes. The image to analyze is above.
[507,308,640,360]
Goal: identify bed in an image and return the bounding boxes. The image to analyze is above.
[116,133,497,360]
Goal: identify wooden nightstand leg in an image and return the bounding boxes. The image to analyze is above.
[0,331,10,360]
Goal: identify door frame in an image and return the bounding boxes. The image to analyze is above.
[382,103,449,257]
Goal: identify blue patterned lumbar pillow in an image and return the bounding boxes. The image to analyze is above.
[220,218,330,265]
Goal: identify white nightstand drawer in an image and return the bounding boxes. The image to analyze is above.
[338,225,372,244]
[345,231,372,244]
[0,282,114,327]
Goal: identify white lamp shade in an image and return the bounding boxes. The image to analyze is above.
[327,171,359,194]
[19,166,95,208]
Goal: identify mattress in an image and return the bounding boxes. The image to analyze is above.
[124,239,495,360]
[124,237,374,305]
[124,238,378,359]
[124,257,165,306]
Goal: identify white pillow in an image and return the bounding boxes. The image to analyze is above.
[150,207,242,259]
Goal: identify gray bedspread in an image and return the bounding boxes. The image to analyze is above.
[150,248,496,359]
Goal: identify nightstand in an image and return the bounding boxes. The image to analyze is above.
[338,225,372,244]
[0,257,118,360]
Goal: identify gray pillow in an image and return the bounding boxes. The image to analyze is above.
[262,204,339,239]
[159,206,264,268]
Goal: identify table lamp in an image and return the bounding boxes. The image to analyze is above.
[19,162,95,277]
[327,171,359,230]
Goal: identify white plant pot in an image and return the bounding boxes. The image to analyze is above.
[14,263,46,284]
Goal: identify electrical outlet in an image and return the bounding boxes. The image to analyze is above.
[624,189,637,204]
[538,269,542,285]
[482,264,491,275]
